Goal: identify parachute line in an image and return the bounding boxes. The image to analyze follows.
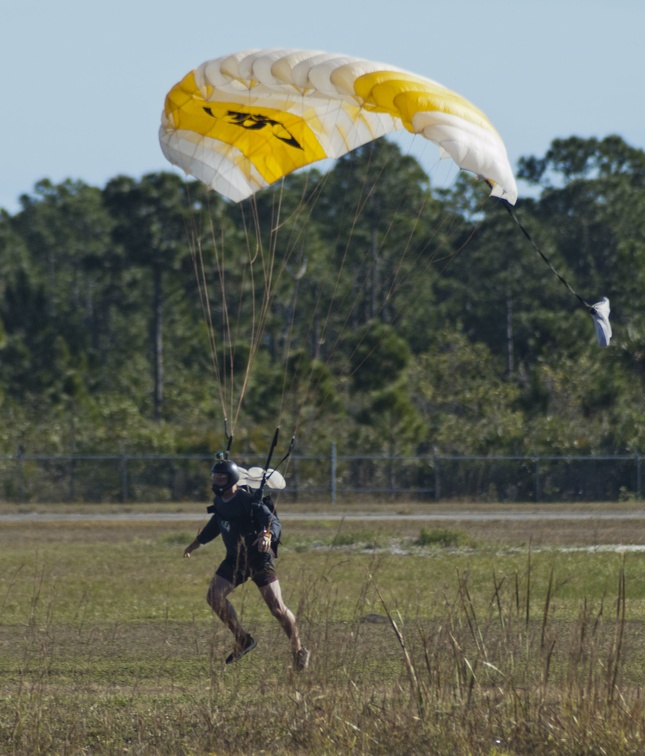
[501,200,592,311]
[184,197,229,423]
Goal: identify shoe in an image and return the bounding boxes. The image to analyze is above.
[225,634,257,664]
[294,647,310,671]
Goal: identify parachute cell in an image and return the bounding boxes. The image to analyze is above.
[159,47,518,204]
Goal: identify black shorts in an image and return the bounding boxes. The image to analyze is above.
[216,550,277,588]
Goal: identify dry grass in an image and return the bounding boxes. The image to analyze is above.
[2,504,645,754]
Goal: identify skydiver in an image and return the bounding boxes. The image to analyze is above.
[183,459,310,670]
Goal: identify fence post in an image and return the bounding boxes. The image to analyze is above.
[70,457,76,502]
[637,454,642,500]
[534,457,541,502]
[17,446,25,503]
[433,451,440,501]
[120,451,128,504]
[330,442,337,505]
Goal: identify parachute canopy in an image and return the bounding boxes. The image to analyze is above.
[160,48,518,205]
[239,466,287,490]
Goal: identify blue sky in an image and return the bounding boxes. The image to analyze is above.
[3,0,644,214]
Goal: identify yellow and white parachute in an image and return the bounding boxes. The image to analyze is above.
[159,48,517,204]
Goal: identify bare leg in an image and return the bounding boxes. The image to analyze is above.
[258,579,302,654]
[207,574,247,642]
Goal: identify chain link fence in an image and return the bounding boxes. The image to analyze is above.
[1,448,642,504]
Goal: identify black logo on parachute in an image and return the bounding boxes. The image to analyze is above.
[203,107,303,150]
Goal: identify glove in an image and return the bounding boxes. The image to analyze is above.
[256,529,272,553]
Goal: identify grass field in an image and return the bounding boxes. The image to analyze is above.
[2,501,645,754]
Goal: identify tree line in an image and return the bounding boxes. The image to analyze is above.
[1,135,644,462]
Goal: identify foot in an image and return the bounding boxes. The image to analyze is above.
[225,634,257,664]
[294,646,310,671]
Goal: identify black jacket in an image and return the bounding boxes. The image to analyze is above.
[197,489,281,557]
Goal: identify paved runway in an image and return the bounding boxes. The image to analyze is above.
[3,510,645,522]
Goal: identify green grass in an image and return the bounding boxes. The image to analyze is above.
[2,512,645,753]
[415,526,473,548]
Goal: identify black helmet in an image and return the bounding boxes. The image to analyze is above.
[210,459,240,494]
